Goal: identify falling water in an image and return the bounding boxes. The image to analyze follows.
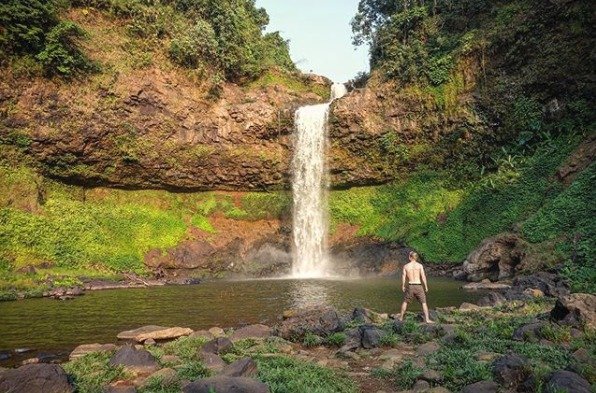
[291,83,347,278]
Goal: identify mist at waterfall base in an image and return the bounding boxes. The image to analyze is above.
[291,83,348,278]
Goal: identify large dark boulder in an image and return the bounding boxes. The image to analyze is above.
[550,293,596,329]
[543,370,591,393]
[0,364,74,393]
[108,345,159,374]
[512,322,546,342]
[338,328,361,352]
[462,234,526,281]
[360,325,385,349]
[277,306,343,340]
[182,376,269,393]
[492,354,533,390]
[508,272,570,299]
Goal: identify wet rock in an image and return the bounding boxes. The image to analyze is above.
[278,306,343,340]
[492,354,533,390]
[0,363,74,393]
[109,345,159,374]
[117,325,193,342]
[477,292,507,307]
[508,272,569,299]
[182,376,269,393]
[512,322,546,342]
[222,358,258,378]
[462,233,526,281]
[230,325,271,342]
[461,380,499,393]
[360,325,385,349]
[543,370,591,393]
[550,293,596,329]
[202,337,234,355]
[199,352,226,373]
[0,352,11,361]
[14,348,34,354]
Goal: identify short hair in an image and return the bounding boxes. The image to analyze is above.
[409,251,419,261]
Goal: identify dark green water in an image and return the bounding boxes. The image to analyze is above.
[0,277,478,357]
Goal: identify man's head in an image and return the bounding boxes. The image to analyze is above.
[409,251,419,262]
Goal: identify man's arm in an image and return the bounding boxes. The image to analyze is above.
[421,266,429,292]
[402,267,406,292]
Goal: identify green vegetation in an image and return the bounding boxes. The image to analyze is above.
[0,0,94,76]
[64,351,127,393]
[257,356,357,393]
[1,0,295,82]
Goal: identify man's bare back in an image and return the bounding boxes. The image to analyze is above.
[403,261,424,284]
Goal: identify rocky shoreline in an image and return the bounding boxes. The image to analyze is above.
[1,282,593,393]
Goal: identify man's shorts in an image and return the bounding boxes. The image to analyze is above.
[404,284,427,304]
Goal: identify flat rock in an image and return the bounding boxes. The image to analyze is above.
[199,352,226,373]
[278,306,343,340]
[70,343,117,360]
[0,364,74,393]
[118,326,193,342]
[461,380,499,393]
[109,345,159,374]
[190,330,214,340]
[230,325,271,342]
[182,376,269,393]
[222,358,258,378]
[463,282,511,290]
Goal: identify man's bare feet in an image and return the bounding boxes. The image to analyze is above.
[425,320,435,324]
[397,315,403,322]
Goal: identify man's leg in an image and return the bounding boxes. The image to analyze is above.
[421,302,434,323]
[398,301,408,321]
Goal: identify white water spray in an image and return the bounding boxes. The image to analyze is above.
[291,83,347,278]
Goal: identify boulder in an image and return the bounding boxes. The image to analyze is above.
[543,370,591,393]
[420,369,442,383]
[182,376,269,393]
[70,343,117,360]
[199,352,226,373]
[412,379,430,391]
[550,293,596,329]
[477,292,507,307]
[208,327,226,338]
[230,325,271,342]
[108,345,159,374]
[509,272,570,298]
[222,358,258,378]
[416,341,440,356]
[512,322,546,342]
[491,354,532,389]
[461,380,499,393]
[462,233,526,281]
[117,326,193,342]
[277,306,343,340]
[0,364,74,393]
[360,325,385,349]
[202,337,234,355]
[338,328,361,352]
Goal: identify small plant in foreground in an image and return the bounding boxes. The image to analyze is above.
[303,333,323,347]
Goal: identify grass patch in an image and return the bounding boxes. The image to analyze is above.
[64,351,127,393]
[256,355,357,393]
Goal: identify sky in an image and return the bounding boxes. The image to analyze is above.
[255,0,369,83]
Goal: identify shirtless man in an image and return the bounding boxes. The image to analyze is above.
[398,251,434,323]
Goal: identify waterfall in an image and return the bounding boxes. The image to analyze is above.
[291,83,347,278]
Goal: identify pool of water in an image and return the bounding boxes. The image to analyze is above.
[0,277,479,359]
